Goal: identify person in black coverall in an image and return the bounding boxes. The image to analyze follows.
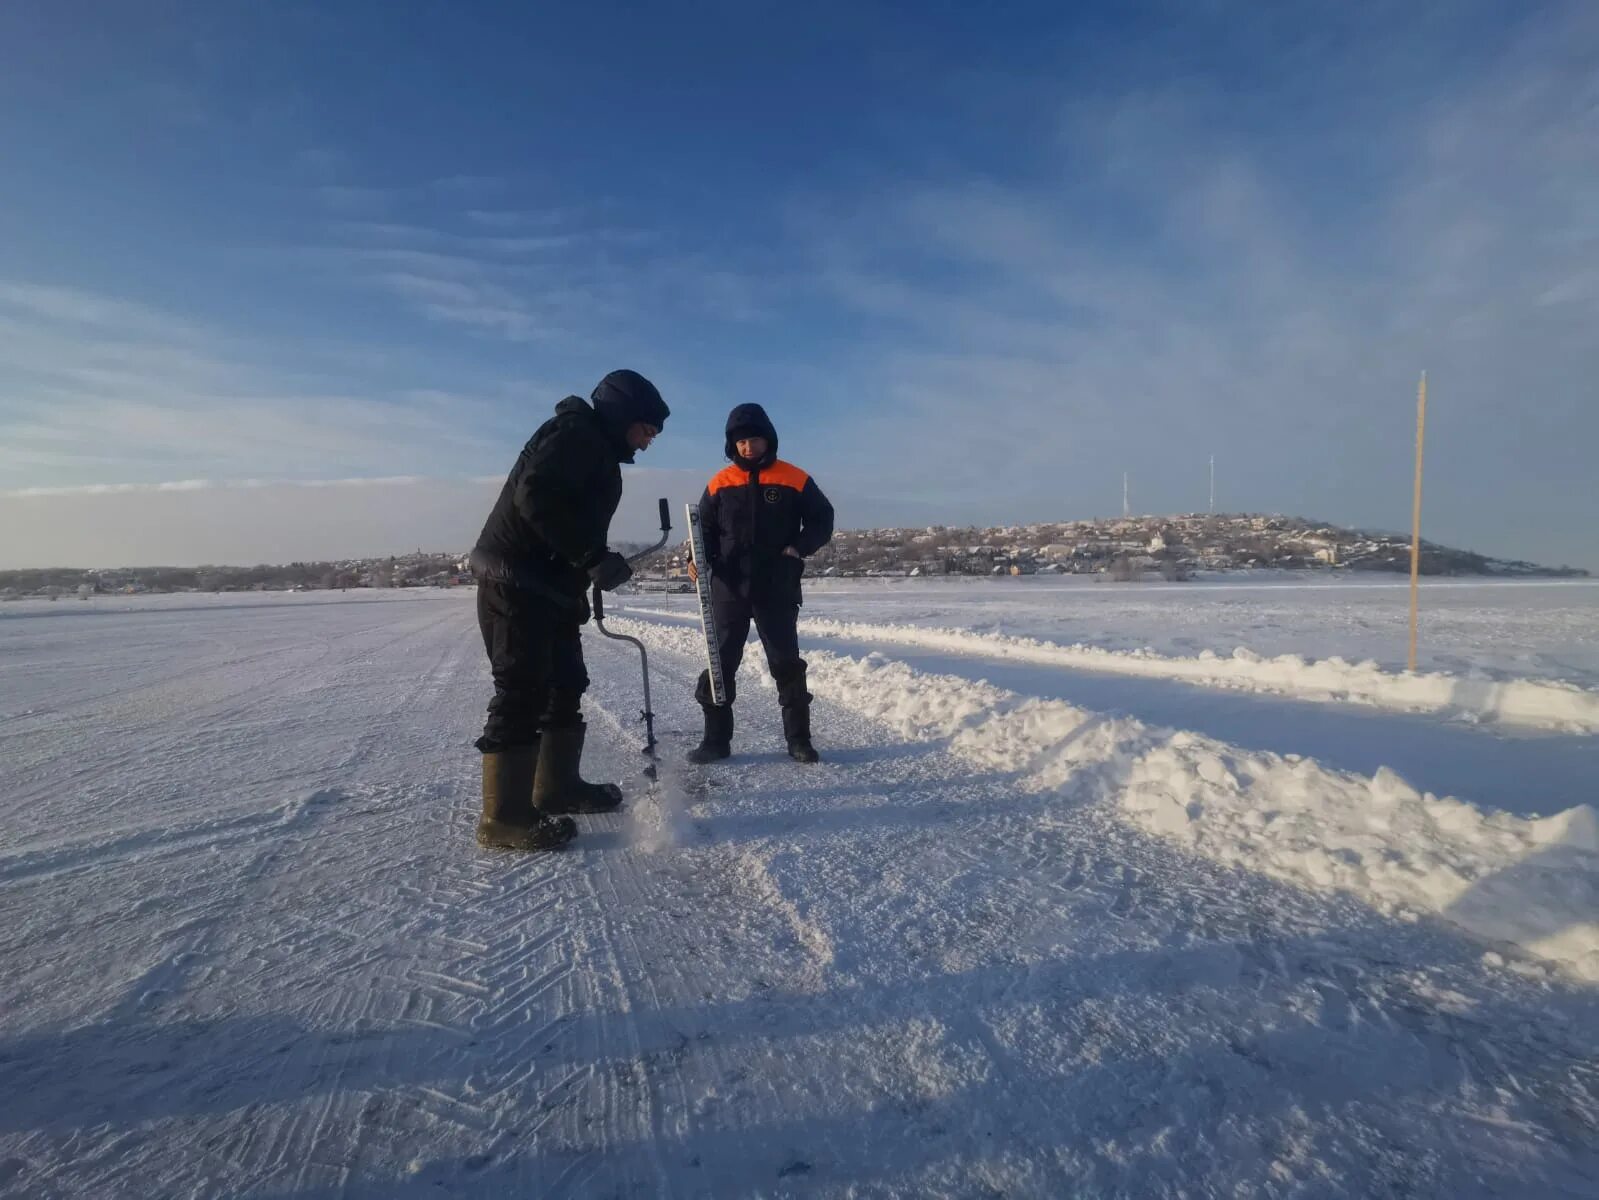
[469,370,669,851]
[687,403,834,764]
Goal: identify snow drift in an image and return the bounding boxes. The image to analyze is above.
[615,617,1599,983]
[796,617,1599,734]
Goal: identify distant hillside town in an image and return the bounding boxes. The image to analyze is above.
[635,513,1588,583]
[1,515,1586,600]
[1,551,470,601]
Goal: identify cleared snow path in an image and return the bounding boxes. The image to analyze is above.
[621,606,1599,733]
[795,632,1599,822]
[1,592,1595,1198]
[611,616,1599,983]
[617,606,1599,820]
[800,617,1599,732]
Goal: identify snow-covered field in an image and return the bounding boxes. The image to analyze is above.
[1,581,1596,1197]
[796,576,1599,685]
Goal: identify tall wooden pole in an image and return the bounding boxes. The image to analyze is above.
[1408,371,1428,671]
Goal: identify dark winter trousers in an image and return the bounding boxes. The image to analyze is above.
[694,590,809,711]
[476,579,589,752]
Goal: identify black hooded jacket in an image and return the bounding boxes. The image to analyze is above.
[472,371,668,606]
[698,403,834,604]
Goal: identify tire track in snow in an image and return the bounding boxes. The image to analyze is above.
[1,602,488,1197]
[248,620,733,1194]
[251,620,564,1191]
[0,803,307,885]
[0,600,468,854]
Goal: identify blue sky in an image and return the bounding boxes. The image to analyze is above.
[1,0,1595,569]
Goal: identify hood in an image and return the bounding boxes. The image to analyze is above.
[591,369,669,463]
[724,403,779,467]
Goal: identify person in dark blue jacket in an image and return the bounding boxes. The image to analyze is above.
[687,403,834,763]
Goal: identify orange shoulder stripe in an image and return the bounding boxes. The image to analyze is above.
[761,460,811,491]
[705,460,811,495]
[706,464,746,495]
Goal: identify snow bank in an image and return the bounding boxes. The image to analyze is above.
[610,617,1599,982]
[798,618,1599,734]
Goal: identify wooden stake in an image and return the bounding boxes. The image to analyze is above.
[1408,371,1427,672]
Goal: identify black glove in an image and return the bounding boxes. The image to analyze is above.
[586,550,632,592]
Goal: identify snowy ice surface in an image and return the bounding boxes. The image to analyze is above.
[800,575,1599,688]
[797,617,1599,733]
[612,617,1599,984]
[626,581,1599,821]
[2,586,1596,1197]
[624,605,1599,733]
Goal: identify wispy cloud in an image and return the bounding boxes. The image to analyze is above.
[312,174,511,215]
[334,221,585,254]
[792,3,1599,561]
[0,281,206,342]
[370,271,554,341]
[0,281,510,487]
[2,476,441,499]
[464,208,568,230]
[0,469,707,568]
[283,207,603,341]
[295,198,758,345]
[0,270,704,563]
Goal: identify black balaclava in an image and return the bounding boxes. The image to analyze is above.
[591,369,669,462]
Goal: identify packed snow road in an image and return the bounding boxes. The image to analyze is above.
[1,590,1595,1198]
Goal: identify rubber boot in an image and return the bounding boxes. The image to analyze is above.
[687,703,734,764]
[777,666,819,763]
[533,723,624,814]
[782,702,819,763]
[478,743,578,850]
